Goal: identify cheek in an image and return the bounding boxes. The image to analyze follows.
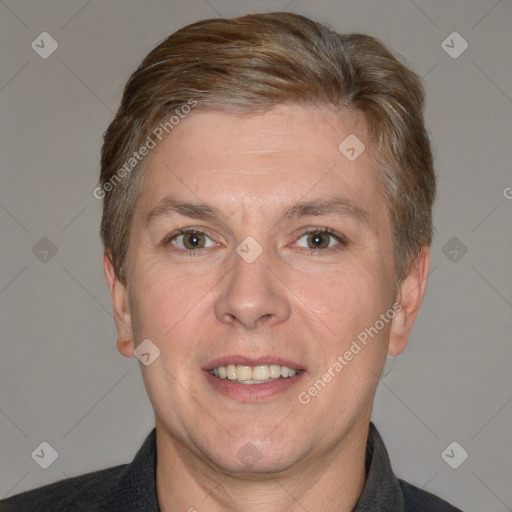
[297,262,391,341]
[128,261,206,344]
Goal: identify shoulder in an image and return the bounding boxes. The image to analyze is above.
[1,429,158,512]
[0,464,127,512]
[399,479,464,512]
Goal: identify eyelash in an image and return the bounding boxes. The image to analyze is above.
[164,227,347,257]
[163,228,217,257]
[294,227,347,255]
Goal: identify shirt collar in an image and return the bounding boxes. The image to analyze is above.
[115,428,160,512]
[352,422,406,511]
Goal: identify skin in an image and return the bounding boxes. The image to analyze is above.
[104,103,430,512]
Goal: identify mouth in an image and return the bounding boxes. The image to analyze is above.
[205,357,305,401]
[209,364,302,384]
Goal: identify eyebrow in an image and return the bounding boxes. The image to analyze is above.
[147,195,372,227]
[285,197,372,227]
[147,196,223,224]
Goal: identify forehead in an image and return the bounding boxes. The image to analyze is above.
[137,104,385,222]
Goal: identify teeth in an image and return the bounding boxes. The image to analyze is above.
[210,364,299,382]
[237,365,253,381]
[226,364,237,380]
[269,365,281,378]
[253,365,269,380]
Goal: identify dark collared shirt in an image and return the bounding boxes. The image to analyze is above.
[0,423,463,511]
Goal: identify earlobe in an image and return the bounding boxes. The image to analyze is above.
[103,250,135,358]
[388,302,407,356]
[388,245,431,356]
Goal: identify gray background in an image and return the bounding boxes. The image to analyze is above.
[1,0,511,510]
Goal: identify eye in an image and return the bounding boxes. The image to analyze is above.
[294,228,346,251]
[166,229,218,252]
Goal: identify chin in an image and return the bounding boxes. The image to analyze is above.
[212,448,301,476]
[200,433,308,476]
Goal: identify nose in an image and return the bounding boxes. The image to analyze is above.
[214,242,291,330]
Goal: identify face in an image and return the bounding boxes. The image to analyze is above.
[106,103,426,475]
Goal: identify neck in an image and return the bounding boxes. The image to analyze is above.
[155,418,369,512]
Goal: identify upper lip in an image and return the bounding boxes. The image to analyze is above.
[205,355,304,372]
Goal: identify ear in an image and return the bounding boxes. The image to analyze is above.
[388,245,430,356]
[103,250,135,358]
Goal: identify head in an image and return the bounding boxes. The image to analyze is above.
[100,12,434,475]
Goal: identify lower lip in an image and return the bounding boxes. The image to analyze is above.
[204,370,305,402]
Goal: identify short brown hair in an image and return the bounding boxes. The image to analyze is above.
[100,11,435,284]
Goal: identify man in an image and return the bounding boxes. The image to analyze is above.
[1,11,463,512]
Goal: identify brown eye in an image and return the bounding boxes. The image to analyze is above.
[294,228,346,253]
[306,231,331,249]
[182,232,206,250]
[166,230,217,252]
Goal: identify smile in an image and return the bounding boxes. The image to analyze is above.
[210,364,300,383]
